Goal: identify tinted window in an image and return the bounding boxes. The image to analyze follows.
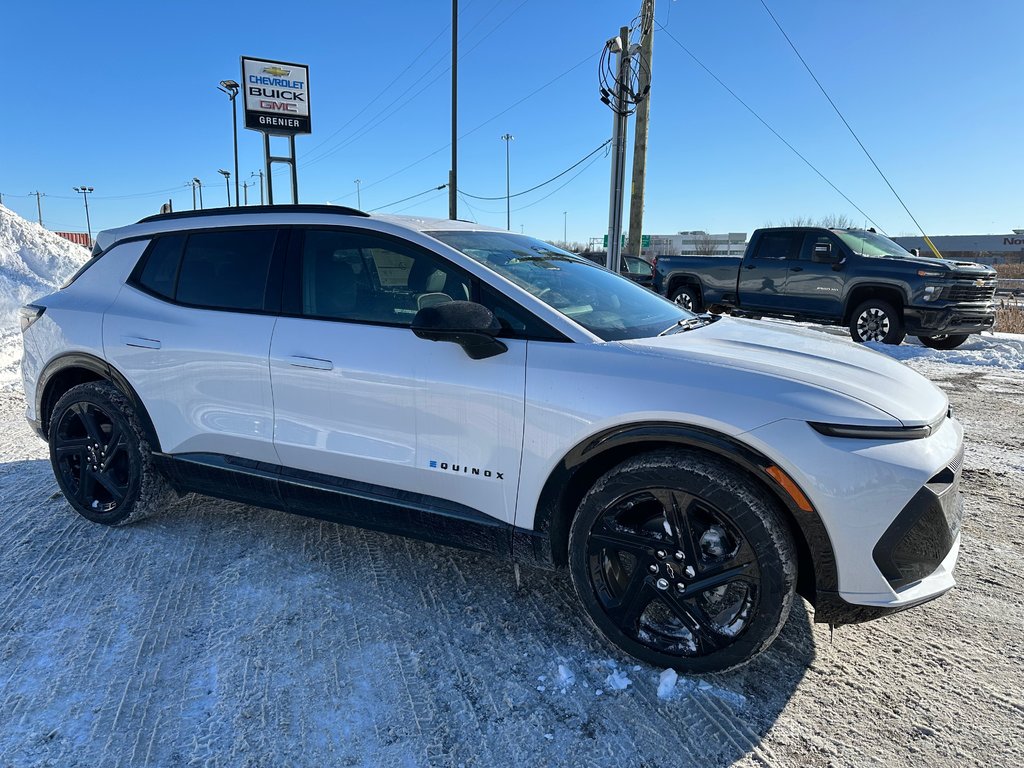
[176,229,277,310]
[755,233,802,260]
[479,286,563,341]
[298,229,470,326]
[136,234,185,298]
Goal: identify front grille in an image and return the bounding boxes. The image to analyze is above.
[947,282,996,302]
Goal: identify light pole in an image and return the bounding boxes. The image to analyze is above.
[193,177,203,209]
[354,179,362,209]
[73,186,94,243]
[251,171,264,205]
[218,169,231,206]
[563,211,567,244]
[218,80,241,207]
[501,133,514,231]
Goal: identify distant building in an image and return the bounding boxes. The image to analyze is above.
[53,231,92,248]
[893,231,1024,265]
[645,231,747,258]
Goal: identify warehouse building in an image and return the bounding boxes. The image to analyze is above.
[893,231,1024,264]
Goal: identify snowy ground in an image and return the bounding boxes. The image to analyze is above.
[1,206,1022,766]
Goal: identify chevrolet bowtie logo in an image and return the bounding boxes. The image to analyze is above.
[262,66,291,77]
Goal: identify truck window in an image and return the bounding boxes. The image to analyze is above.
[755,233,802,260]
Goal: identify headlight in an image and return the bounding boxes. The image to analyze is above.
[809,422,932,440]
[922,285,943,302]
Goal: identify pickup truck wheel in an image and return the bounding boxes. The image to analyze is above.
[671,285,702,312]
[917,334,969,350]
[568,449,796,674]
[849,299,906,345]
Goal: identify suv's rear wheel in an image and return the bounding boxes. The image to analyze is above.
[917,334,969,350]
[49,381,173,526]
[568,450,796,673]
[849,299,906,344]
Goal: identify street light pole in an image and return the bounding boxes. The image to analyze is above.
[218,170,231,206]
[194,177,204,209]
[563,210,568,244]
[218,80,241,207]
[354,179,362,209]
[73,186,94,243]
[501,133,514,231]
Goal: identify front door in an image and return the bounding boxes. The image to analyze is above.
[269,227,526,524]
[782,233,847,317]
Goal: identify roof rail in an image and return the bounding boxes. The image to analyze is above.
[137,204,369,224]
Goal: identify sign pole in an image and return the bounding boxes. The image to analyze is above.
[289,135,299,204]
[264,133,274,205]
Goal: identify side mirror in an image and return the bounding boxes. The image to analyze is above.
[811,242,836,263]
[411,301,508,360]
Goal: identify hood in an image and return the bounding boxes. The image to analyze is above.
[620,318,947,427]
[870,253,995,276]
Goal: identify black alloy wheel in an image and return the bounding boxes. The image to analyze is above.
[49,381,172,526]
[917,334,969,350]
[569,450,796,673]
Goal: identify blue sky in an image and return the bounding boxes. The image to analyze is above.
[2,1,1021,243]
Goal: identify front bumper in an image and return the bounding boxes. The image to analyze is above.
[743,415,965,623]
[904,304,995,336]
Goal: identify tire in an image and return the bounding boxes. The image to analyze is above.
[848,299,906,344]
[48,381,174,526]
[917,334,969,350]
[670,285,702,313]
[568,449,796,674]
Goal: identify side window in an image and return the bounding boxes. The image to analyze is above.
[755,233,802,260]
[298,229,471,326]
[134,234,185,298]
[176,229,277,311]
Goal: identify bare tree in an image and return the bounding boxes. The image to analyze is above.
[818,213,853,228]
[693,231,720,256]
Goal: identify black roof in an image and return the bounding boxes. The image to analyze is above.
[137,204,369,224]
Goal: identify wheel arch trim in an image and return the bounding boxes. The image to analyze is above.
[36,352,162,452]
[531,421,839,599]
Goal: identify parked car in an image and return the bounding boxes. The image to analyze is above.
[21,206,964,672]
[653,227,997,348]
[580,252,655,287]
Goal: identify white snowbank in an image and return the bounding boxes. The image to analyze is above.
[0,204,89,329]
[866,334,1024,371]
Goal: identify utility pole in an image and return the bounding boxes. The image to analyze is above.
[563,211,568,244]
[626,0,654,258]
[354,179,362,209]
[251,171,265,205]
[501,133,514,230]
[606,26,631,273]
[193,178,204,209]
[448,0,458,220]
[30,191,45,226]
[241,180,254,205]
[73,186,94,243]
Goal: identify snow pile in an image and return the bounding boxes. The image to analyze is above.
[867,334,1024,371]
[0,204,89,329]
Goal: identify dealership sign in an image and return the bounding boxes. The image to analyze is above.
[241,57,311,134]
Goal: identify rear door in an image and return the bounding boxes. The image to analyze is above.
[737,231,803,311]
[268,227,527,524]
[102,227,284,462]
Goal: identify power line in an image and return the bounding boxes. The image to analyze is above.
[458,139,611,200]
[657,22,885,232]
[369,184,448,212]
[758,0,928,242]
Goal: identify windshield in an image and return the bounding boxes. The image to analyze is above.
[428,231,695,341]
[833,229,917,258]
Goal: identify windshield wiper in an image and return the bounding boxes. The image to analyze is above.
[658,317,708,336]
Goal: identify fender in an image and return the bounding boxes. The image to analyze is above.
[530,421,839,599]
[36,352,162,452]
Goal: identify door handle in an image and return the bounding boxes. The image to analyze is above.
[287,355,334,371]
[790,266,804,272]
[744,264,757,270]
[122,336,161,349]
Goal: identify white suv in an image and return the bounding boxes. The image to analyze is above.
[20,205,965,672]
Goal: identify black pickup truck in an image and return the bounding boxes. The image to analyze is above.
[652,227,997,348]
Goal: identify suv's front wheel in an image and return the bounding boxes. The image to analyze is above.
[49,381,174,526]
[568,449,796,673]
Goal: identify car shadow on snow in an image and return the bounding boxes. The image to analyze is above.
[2,458,815,768]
